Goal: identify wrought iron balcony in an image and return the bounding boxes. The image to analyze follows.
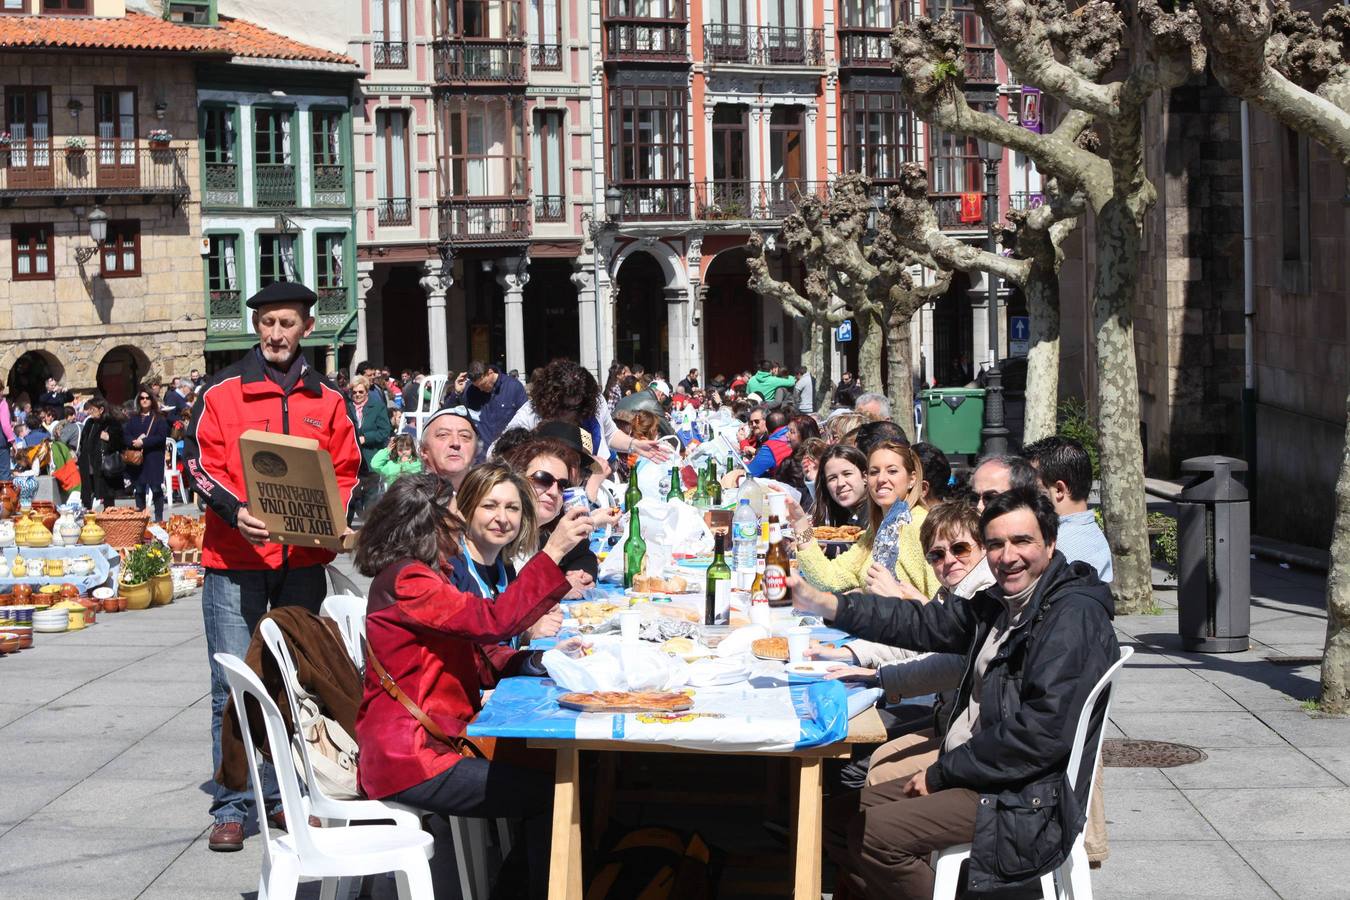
[534,194,565,222]
[929,192,986,230]
[439,197,532,241]
[255,163,297,208]
[531,43,562,70]
[613,182,690,220]
[311,163,348,207]
[694,180,830,221]
[434,39,526,84]
[314,286,353,332]
[207,289,244,336]
[373,39,408,68]
[838,28,894,67]
[204,161,239,206]
[964,47,997,81]
[604,19,688,62]
[376,197,412,226]
[1009,191,1045,211]
[703,24,824,66]
[0,142,189,199]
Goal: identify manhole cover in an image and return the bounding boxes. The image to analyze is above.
[1102,739,1207,768]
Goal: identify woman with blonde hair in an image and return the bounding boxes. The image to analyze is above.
[825,410,866,444]
[792,440,938,600]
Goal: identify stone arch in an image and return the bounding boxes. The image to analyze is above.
[95,345,153,407]
[610,239,688,292]
[4,349,65,408]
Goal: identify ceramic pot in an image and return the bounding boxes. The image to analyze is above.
[56,510,80,547]
[121,580,152,611]
[80,520,106,545]
[0,518,14,547]
[0,481,17,518]
[150,572,173,606]
[101,597,119,613]
[10,555,27,578]
[32,502,57,533]
[0,557,9,579]
[116,596,128,613]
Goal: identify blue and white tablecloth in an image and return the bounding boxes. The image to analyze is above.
[469,675,852,753]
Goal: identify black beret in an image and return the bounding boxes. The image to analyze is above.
[245,281,318,310]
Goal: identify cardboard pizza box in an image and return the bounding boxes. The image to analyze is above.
[239,430,349,552]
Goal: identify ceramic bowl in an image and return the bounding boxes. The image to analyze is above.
[0,632,20,654]
[91,587,115,601]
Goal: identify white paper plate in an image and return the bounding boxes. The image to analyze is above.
[782,660,840,679]
[687,657,751,686]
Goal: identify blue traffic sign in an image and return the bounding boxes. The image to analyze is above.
[836,320,854,343]
[1010,316,1030,341]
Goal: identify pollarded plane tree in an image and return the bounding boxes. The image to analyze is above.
[893,0,1208,614]
[887,158,1087,443]
[1190,0,1349,712]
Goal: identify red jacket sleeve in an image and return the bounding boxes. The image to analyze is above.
[475,643,532,688]
[394,554,568,643]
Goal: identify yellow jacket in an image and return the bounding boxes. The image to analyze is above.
[797,505,940,599]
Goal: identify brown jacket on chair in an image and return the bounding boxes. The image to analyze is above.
[216,606,362,792]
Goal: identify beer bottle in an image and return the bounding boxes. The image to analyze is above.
[705,532,732,625]
[666,462,684,502]
[624,454,642,513]
[764,517,789,606]
[624,505,646,589]
[749,558,771,628]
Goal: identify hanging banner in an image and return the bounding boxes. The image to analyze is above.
[1020,87,1043,133]
[959,192,984,224]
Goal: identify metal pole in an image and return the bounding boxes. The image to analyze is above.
[981,158,1009,455]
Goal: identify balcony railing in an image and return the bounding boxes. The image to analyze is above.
[614,182,690,220]
[929,192,986,229]
[0,143,189,198]
[314,285,353,332]
[207,289,244,336]
[255,163,297,208]
[1009,191,1045,211]
[203,160,239,205]
[312,163,348,206]
[694,180,829,221]
[534,194,565,222]
[373,40,408,68]
[377,197,412,226]
[604,19,688,62]
[531,43,562,70]
[964,47,997,81]
[703,24,824,66]
[433,39,526,83]
[439,197,532,241]
[838,28,894,67]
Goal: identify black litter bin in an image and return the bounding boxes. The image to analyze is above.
[1176,455,1251,653]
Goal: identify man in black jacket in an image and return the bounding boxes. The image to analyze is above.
[793,488,1119,898]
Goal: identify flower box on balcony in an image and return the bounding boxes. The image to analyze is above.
[148,130,173,146]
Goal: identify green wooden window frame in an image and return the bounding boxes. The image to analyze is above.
[258,231,303,287]
[199,103,240,207]
[202,230,247,335]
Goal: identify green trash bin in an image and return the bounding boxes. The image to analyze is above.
[921,388,986,455]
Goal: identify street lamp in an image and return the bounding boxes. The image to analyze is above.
[75,205,108,265]
[976,136,1009,455]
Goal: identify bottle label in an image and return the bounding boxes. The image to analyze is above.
[733,521,758,541]
[713,580,730,624]
[764,564,788,602]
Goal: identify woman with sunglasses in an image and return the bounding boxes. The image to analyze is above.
[499,435,603,601]
[349,375,392,516]
[123,386,170,520]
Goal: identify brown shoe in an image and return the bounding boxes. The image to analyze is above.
[208,821,245,852]
[267,809,287,832]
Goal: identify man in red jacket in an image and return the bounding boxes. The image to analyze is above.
[184,281,361,852]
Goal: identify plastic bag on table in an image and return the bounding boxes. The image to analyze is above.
[542,641,690,692]
[597,497,714,582]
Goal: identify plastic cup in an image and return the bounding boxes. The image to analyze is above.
[619,610,642,644]
[786,626,811,664]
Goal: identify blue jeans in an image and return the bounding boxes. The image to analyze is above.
[203,564,327,825]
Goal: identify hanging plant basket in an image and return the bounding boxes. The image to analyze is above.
[65,146,85,157]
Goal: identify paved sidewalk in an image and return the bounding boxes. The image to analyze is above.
[1,548,1345,898]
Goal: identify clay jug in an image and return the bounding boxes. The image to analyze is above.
[56,508,81,547]
[0,518,14,547]
[32,501,57,533]
[0,481,17,518]
[80,519,106,545]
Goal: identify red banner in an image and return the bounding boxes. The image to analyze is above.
[959,192,984,224]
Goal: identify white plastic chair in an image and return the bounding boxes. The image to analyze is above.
[164,440,190,504]
[320,594,368,669]
[313,600,501,899]
[213,652,435,900]
[931,645,1134,900]
[405,374,449,442]
[325,565,364,601]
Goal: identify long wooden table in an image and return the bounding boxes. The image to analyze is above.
[530,706,888,900]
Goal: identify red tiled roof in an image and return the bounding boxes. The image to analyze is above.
[0,11,357,67]
[218,16,356,66]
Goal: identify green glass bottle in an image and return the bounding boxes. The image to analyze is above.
[624,454,642,513]
[666,462,684,502]
[704,532,732,625]
[692,464,711,507]
[624,505,647,589]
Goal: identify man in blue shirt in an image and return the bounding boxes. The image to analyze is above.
[1022,436,1113,582]
[444,361,527,448]
[746,407,793,478]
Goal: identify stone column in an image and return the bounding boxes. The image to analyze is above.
[420,259,451,375]
[497,256,530,376]
[748,106,766,186]
[572,263,599,378]
[664,285,688,379]
[355,260,374,367]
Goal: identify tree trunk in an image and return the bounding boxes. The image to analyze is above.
[1022,263,1062,442]
[887,312,915,439]
[815,320,835,415]
[1321,386,1350,713]
[803,318,823,387]
[1092,198,1153,615]
[857,311,884,401]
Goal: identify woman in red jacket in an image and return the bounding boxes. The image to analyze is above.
[354,472,592,899]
